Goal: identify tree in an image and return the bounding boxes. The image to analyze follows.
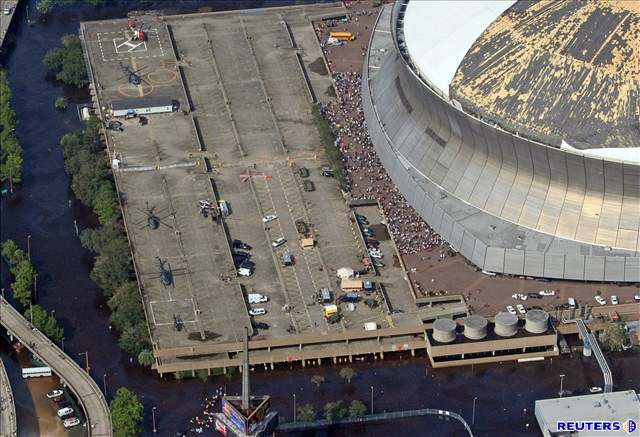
[1,240,26,266]
[110,387,143,437]
[311,375,325,388]
[93,181,120,224]
[137,349,155,367]
[11,259,35,305]
[600,322,627,352]
[108,282,144,332]
[324,400,347,421]
[339,367,356,383]
[297,403,317,422]
[55,96,68,110]
[118,323,151,356]
[23,305,64,342]
[349,400,367,418]
[43,35,88,87]
[0,69,22,184]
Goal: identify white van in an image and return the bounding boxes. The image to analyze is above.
[248,293,268,304]
[568,297,576,309]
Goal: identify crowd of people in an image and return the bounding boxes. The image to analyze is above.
[319,71,444,256]
[186,387,224,435]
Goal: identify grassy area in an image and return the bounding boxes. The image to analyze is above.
[311,103,347,190]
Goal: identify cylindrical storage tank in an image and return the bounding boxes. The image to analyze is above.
[463,315,488,340]
[432,318,456,343]
[525,309,549,334]
[494,311,518,337]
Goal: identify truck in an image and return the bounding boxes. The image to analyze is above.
[341,279,363,291]
[323,304,338,318]
[319,287,332,303]
[364,322,378,331]
[281,250,293,266]
[248,293,268,304]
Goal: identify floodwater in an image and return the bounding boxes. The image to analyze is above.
[1,1,639,436]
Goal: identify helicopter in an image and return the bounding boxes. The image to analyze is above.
[134,202,171,231]
[118,61,146,86]
[156,256,173,287]
[173,313,184,332]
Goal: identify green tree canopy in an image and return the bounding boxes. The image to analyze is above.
[601,322,627,352]
[0,69,22,184]
[118,322,151,357]
[311,375,325,387]
[110,387,144,437]
[349,400,367,418]
[137,349,155,367]
[339,367,356,383]
[93,181,120,224]
[12,260,35,305]
[43,35,88,87]
[297,403,317,422]
[108,282,144,332]
[24,304,64,342]
[323,400,348,421]
[1,239,26,266]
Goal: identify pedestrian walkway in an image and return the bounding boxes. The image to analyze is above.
[0,356,17,437]
[0,297,112,436]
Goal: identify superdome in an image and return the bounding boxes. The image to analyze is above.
[362,1,640,282]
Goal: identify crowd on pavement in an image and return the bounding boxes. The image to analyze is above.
[319,72,444,256]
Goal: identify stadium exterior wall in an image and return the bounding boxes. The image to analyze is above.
[361,2,640,282]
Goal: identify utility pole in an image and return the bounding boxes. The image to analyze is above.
[102,373,107,396]
[242,326,250,411]
[472,396,478,426]
[370,386,374,414]
[293,393,296,423]
[559,374,566,397]
[27,234,31,261]
[34,274,38,300]
[152,406,157,434]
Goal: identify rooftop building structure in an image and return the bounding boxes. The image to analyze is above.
[534,390,640,437]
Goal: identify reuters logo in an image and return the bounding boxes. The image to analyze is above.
[623,419,637,434]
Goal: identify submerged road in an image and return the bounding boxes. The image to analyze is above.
[0,356,17,436]
[0,297,112,436]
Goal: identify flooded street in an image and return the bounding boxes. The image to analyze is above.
[1,1,638,436]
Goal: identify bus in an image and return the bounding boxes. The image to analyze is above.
[329,31,355,41]
[22,366,53,378]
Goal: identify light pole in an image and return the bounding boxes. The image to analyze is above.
[61,338,65,351]
[472,396,478,426]
[370,385,374,414]
[102,373,107,396]
[27,234,31,261]
[293,394,297,423]
[79,352,89,373]
[559,374,566,397]
[152,406,157,434]
[34,274,38,300]
[29,302,33,325]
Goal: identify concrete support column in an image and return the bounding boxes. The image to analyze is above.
[270,362,274,371]
[411,349,415,357]
[302,360,306,368]
[380,351,384,359]
[348,355,353,363]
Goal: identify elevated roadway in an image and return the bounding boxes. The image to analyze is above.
[0,297,112,436]
[0,356,17,437]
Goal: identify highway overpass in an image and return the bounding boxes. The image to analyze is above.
[0,297,112,436]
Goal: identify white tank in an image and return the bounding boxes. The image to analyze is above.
[432,318,456,343]
[463,315,488,340]
[494,311,518,337]
[525,309,549,334]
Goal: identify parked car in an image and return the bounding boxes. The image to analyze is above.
[539,289,556,296]
[46,389,64,399]
[594,295,606,305]
[298,167,309,178]
[516,304,526,314]
[57,407,74,417]
[262,214,277,223]
[3,6,12,15]
[363,228,374,237]
[63,417,80,428]
[506,305,517,315]
[611,295,619,305]
[589,387,603,393]
[356,214,368,225]
[249,308,266,316]
[368,249,382,259]
[302,180,315,192]
[635,295,640,302]
[253,321,270,330]
[232,239,252,250]
[272,237,286,248]
[527,293,542,299]
[321,167,334,177]
[372,260,385,268]
[568,297,576,309]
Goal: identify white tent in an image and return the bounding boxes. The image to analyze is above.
[336,267,354,279]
